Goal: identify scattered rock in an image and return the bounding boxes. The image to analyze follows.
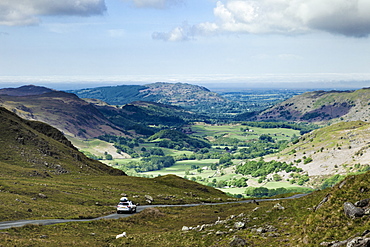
[338,180,347,189]
[314,194,331,212]
[344,202,365,219]
[256,227,266,234]
[354,199,370,208]
[234,222,245,230]
[237,213,245,218]
[359,187,369,193]
[268,232,280,237]
[321,230,370,246]
[116,232,126,239]
[230,236,248,247]
[216,231,227,235]
[346,237,370,247]
[38,193,47,199]
[182,226,190,231]
[273,203,285,210]
[319,240,347,246]
[145,195,153,203]
[252,207,260,212]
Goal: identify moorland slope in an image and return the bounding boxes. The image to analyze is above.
[264,121,370,186]
[0,107,125,177]
[238,88,370,124]
[0,86,128,138]
[0,107,232,221]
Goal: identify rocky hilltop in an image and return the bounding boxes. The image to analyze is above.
[240,88,370,124]
[68,82,229,108]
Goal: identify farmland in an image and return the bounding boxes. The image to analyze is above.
[70,122,308,197]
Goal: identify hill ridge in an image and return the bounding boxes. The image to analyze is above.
[67,82,228,108]
[0,106,126,176]
[239,88,370,124]
[0,86,128,138]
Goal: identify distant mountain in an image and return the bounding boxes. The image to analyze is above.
[67,82,231,114]
[236,88,370,124]
[0,85,208,139]
[0,107,125,177]
[0,85,54,96]
[0,86,128,138]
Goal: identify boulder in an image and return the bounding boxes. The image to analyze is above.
[354,199,370,208]
[344,202,365,219]
[234,222,245,230]
[273,203,285,210]
[346,237,370,247]
[115,232,126,239]
[38,193,48,199]
[145,195,154,203]
[230,236,248,247]
[182,226,190,231]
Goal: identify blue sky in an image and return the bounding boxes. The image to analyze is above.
[1,0,370,90]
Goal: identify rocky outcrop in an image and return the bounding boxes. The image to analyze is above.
[355,199,370,208]
[320,230,370,247]
[229,236,248,247]
[314,194,331,212]
[344,202,365,219]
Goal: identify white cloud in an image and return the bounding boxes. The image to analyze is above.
[125,0,185,9]
[0,0,106,26]
[154,0,370,41]
[152,22,193,41]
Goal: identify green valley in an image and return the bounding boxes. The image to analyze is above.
[2,84,370,246]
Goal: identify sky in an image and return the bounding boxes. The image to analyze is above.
[1,0,370,90]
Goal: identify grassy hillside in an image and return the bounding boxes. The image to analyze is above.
[91,101,207,136]
[264,121,370,186]
[2,171,369,246]
[238,88,370,124]
[0,107,125,177]
[0,87,128,138]
[0,107,231,222]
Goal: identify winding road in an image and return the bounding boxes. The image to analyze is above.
[0,194,307,230]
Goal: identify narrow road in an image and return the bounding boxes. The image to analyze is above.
[0,194,307,230]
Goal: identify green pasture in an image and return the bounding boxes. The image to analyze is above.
[191,123,300,142]
[68,137,111,152]
[139,159,219,177]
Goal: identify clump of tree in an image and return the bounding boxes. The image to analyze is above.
[320,174,345,189]
[149,129,211,150]
[244,186,313,198]
[125,156,175,172]
[236,159,302,177]
[240,121,318,135]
